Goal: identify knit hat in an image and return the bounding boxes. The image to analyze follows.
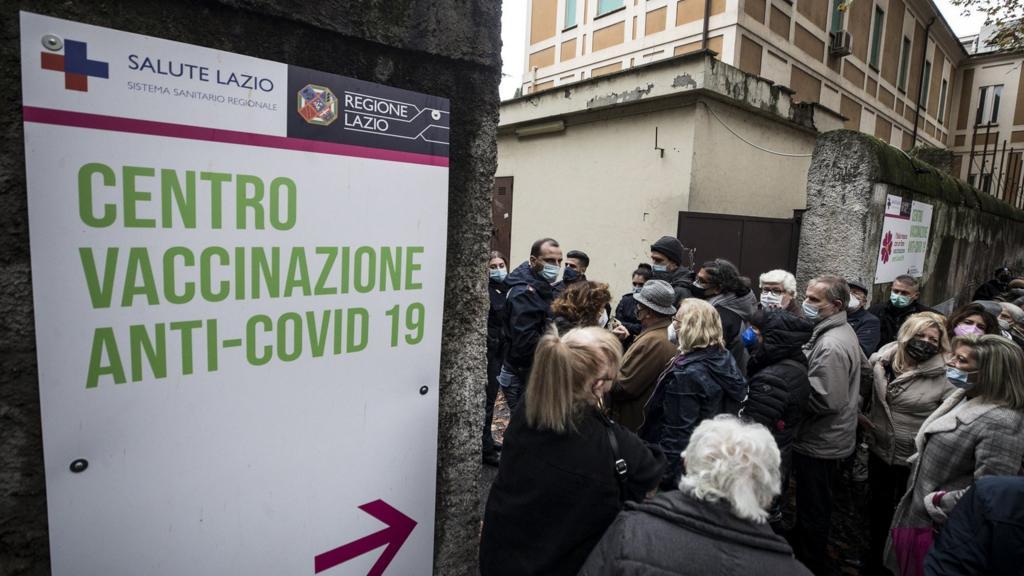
[650,236,685,266]
[633,280,677,316]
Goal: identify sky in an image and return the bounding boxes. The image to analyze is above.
[498,0,989,101]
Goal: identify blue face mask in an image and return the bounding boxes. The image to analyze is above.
[890,293,912,308]
[540,263,560,283]
[802,299,821,320]
[741,327,759,350]
[946,366,976,390]
[652,264,668,273]
[562,266,580,283]
[489,268,507,282]
[633,285,643,294]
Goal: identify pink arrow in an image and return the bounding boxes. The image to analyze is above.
[314,500,417,575]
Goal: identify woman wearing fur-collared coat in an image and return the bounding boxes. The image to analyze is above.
[885,335,1024,576]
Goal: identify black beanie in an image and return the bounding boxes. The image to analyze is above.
[650,236,685,266]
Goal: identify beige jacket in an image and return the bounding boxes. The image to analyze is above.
[865,342,954,466]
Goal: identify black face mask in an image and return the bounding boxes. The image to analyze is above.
[905,338,939,362]
[689,284,706,299]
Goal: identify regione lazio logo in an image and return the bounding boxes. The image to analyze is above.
[297,84,338,126]
[40,39,109,92]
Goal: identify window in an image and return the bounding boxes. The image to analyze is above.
[897,36,911,92]
[920,60,931,108]
[597,0,624,16]
[869,6,884,70]
[975,84,1004,125]
[831,0,845,34]
[937,79,948,123]
[564,0,577,29]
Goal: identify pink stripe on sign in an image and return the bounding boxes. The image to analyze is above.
[22,106,449,168]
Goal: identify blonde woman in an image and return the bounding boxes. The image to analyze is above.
[862,312,954,574]
[885,335,1024,575]
[638,298,747,488]
[480,327,665,576]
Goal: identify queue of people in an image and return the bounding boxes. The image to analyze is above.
[479,237,1024,576]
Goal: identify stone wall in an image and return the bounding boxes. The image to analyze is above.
[796,130,1024,308]
[0,2,500,574]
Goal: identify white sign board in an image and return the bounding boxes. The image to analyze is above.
[874,194,933,284]
[20,12,448,575]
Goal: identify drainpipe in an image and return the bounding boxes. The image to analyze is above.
[701,0,711,50]
[911,17,936,148]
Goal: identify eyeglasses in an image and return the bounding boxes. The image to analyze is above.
[761,288,785,296]
[632,283,645,288]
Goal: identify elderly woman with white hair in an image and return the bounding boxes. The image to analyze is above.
[758,268,802,317]
[580,415,812,575]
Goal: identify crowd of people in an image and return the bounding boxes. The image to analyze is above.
[479,236,1024,576]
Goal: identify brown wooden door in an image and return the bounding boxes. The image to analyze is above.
[491,177,513,257]
[677,211,802,284]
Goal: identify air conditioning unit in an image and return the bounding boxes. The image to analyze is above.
[829,31,853,57]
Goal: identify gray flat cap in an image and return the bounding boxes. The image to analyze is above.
[634,279,676,316]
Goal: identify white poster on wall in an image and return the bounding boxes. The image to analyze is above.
[874,194,933,284]
[21,11,449,576]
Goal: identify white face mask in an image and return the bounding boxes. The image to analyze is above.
[760,291,783,308]
[848,294,861,311]
[597,310,609,328]
[667,323,678,344]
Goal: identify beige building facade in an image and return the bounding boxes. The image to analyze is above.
[498,53,842,297]
[500,1,1024,298]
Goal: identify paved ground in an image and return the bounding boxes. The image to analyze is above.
[479,395,871,575]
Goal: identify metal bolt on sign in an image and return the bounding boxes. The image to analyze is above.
[41,34,63,51]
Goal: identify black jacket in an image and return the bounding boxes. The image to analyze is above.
[741,311,813,460]
[651,267,699,307]
[925,476,1024,576]
[639,346,747,487]
[580,490,812,576]
[487,277,507,352]
[501,262,555,380]
[847,306,881,356]
[868,300,932,348]
[480,405,665,576]
[971,279,1008,302]
[615,293,642,339]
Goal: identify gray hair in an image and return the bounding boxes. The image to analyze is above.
[811,275,851,309]
[999,302,1024,325]
[679,415,781,523]
[758,269,797,296]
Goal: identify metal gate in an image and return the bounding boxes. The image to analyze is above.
[677,210,803,284]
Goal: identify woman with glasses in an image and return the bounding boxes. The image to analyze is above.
[885,335,1024,575]
[480,327,665,576]
[639,298,748,489]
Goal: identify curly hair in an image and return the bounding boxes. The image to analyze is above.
[551,281,612,326]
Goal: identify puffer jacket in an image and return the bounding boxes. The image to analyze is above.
[741,310,814,459]
[639,346,748,486]
[579,490,812,576]
[865,341,954,467]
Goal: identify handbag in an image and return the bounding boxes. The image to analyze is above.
[603,421,629,505]
[889,526,933,576]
